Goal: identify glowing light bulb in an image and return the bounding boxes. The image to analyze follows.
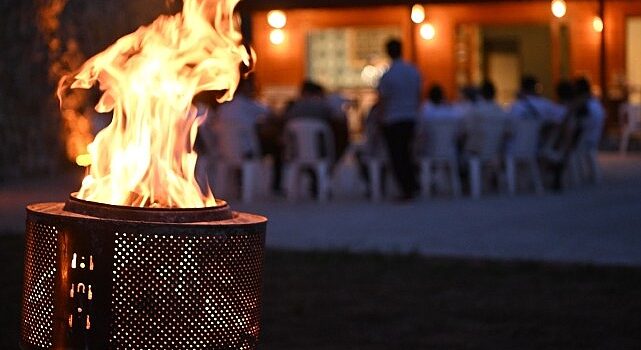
[551,0,567,18]
[267,10,287,29]
[270,29,285,45]
[593,16,604,33]
[411,4,425,24]
[420,22,436,40]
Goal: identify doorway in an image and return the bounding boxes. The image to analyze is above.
[456,24,553,105]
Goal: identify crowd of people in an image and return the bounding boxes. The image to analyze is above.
[196,75,350,197]
[196,38,605,201]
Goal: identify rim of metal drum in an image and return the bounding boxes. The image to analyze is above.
[63,193,233,223]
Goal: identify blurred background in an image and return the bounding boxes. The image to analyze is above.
[1,0,641,180]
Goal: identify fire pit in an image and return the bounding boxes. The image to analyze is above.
[21,195,266,349]
[21,1,265,348]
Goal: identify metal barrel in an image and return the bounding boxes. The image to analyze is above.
[20,198,266,350]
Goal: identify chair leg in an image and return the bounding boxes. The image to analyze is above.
[449,160,461,197]
[241,161,256,203]
[368,159,382,202]
[528,158,544,195]
[420,159,432,198]
[505,157,516,196]
[469,158,481,199]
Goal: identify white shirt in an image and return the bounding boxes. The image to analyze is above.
[215,95,269,159]
[509,95,564,124]
[580,97,605,149]
[420,102,461,121]
[463,100,510,155]
[377,59,422,124]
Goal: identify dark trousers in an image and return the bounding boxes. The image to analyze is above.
[383,121,419,198]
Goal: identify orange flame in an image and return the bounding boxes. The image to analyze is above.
[59,0,253,208]
[38,1,94,164]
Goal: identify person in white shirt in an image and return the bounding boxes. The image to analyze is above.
[463,81,511,156]
[509,75,564,124]
[452,85,479,120]
[377,38,422,200]
[574,77,605,150]
[416,84,461,157]
[214,77,269,160]
[419,84,459,121]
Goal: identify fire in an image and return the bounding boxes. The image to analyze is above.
[37,1,94,164]
[58,0,253,208]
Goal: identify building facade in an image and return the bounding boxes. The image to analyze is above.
[244,0,641,123]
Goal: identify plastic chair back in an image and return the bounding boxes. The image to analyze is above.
[285,118,334,164]
[215,125,260,164]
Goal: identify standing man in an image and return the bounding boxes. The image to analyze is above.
[377,38,422,200]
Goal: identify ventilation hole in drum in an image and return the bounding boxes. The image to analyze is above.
[110,232,263,349]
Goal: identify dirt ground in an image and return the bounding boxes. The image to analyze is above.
[2,235,640,349]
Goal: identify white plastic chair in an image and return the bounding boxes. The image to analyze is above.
[467,119,508,198]
[505,119,543,195]
[283,118,334,201]
[417,119,462,198]
[619,103,641,154]
[213,125,261,203]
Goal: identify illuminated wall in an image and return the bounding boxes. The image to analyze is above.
[252,1,641,101]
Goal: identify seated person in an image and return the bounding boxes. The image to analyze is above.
[574,77,605,150]
[214,76,269,160]
[325,91,350,162]
[509,75,564,124]
[419,84,460,121]
[284,80,337,161]
[463,81,511,156]
[416,84,462,157]
[509,75,565,151]
[285,80,334,122]
[451,85,479,120]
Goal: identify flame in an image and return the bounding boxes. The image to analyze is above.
[59,0,253,208]
[37,1,94,163]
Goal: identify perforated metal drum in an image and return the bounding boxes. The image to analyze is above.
[20,196,266,350]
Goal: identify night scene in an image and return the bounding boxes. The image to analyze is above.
[1,0,640,349]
